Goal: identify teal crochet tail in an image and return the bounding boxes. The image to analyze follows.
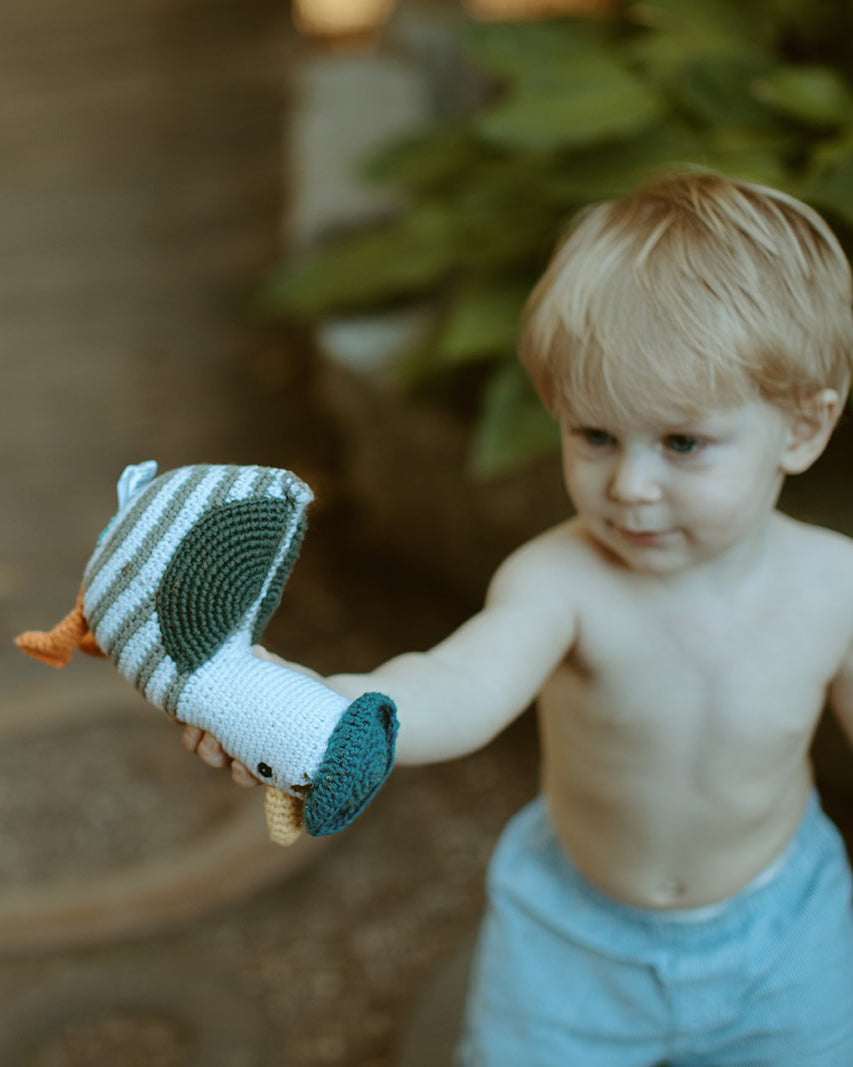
[305,692,398,836]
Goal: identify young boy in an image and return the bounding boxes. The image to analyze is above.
[184,172,853,1065]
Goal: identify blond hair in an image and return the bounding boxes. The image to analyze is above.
[520,171,853,426]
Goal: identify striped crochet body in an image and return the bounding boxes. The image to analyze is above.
[68,462,398,837]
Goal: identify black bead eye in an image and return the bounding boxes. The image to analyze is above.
[257,762,273,779]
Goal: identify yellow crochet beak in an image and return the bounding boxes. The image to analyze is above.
[263,788,305,846]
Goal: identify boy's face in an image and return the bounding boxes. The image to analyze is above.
[559,398,795,576]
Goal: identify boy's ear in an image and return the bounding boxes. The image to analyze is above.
[781,389,842,474]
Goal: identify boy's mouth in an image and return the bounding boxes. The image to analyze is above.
[612,524,675,545]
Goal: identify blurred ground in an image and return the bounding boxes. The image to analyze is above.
[1,3,851,1066]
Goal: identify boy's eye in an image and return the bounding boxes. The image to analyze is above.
[665,434,702,455]
[579,428,614,447]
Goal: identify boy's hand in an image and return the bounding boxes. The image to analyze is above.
[176,646,320,789]
[180,724,261,788]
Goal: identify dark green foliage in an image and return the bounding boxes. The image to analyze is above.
[264,0,853,476]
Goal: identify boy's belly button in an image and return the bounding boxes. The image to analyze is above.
[655,878,688,903]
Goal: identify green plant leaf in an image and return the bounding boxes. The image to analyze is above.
[461,17,609,84]
[803,153,853,226]
[441,162,555,271]
[361,123,482,193]
[810,129,853,171]
[676,56,780,128]
[436,284,529,366]
[700,125,795,185]
[752,66,853,128]
[628,0,774,106]
[469,363,561,479]
[542,124,705,205]
[628,0,776,57]
[260,207,458,316]
[476,54,663,152]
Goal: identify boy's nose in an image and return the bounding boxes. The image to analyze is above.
[607,453,663,504]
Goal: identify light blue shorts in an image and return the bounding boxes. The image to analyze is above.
[457,790,853,1067]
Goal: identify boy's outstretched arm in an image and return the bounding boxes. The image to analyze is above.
[328,532,578,765]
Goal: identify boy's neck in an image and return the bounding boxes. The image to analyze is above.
[641,512,779,601]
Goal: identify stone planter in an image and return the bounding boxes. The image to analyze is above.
[315,311,568,599]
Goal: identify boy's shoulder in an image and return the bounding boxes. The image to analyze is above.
[502,515,593,563]
[776,512,853,592]
[489,517,597,598]
[776,511,853,557]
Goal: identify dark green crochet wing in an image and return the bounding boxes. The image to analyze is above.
[157,498,303,674]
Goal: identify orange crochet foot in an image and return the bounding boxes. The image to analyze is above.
[14,591,103,667]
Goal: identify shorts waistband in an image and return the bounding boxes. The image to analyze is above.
[492,787,838,954]
[623,813,803,925]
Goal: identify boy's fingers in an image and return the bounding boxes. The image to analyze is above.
[231,760,260,788]
[180,724,259,789]
[181,724,203,752]
[197,732,229,768]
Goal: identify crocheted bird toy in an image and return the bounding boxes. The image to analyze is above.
[15,461,398,846]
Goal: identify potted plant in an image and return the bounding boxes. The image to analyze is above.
[263,0,853,590]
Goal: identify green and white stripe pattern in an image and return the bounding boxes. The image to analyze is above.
[80,461,353,796]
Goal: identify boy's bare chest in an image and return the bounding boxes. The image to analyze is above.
[546,577,840,764]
